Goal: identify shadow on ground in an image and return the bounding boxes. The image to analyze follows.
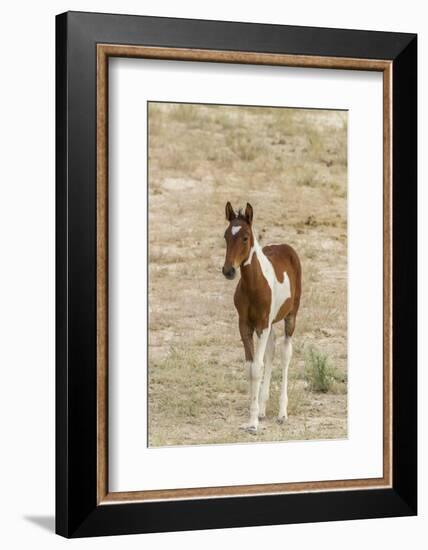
[24,515,55,533]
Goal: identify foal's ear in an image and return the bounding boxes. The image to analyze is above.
[225,201,235,222]
[245,203,253,224]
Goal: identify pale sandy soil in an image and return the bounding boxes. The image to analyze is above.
[147,103,348,446]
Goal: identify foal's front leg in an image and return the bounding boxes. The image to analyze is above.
[243,326,271,433]
[238,320,254,429]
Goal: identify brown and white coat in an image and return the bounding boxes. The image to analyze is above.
[223,202,302,433]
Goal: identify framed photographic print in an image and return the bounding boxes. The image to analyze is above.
[56,11,417,538]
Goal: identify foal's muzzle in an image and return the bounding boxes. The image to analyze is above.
[222,266,236,280]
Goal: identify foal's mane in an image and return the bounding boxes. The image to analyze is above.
[235,209,248,222]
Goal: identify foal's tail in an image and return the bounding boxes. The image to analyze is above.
[285,245,302,337]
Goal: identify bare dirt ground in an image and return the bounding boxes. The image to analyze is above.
[148,102,347,446]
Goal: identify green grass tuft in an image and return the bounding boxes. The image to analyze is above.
[304,347,341,393]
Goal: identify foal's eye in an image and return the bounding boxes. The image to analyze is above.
[243,236,248,242]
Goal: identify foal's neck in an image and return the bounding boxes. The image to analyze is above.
[240,231,264,291]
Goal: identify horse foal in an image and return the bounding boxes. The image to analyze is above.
[222,202,301,433]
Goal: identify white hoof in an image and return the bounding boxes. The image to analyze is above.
[240,423,258,434]
[277,415,288,425]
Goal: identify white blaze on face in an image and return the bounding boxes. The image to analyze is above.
[231,225,242,236]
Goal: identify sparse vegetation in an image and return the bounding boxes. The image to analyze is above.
[148,102,348,446]
[226,131,266,162]
[286,379,308,416]
[304,347,346,394]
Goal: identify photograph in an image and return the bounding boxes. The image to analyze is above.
[147,101,348,446]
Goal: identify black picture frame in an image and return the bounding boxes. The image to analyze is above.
[56,11,417,538]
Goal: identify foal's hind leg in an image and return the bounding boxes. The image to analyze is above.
[258,329,276,419]
[278,314,296,424]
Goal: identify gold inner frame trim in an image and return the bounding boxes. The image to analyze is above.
[96,44,393,505]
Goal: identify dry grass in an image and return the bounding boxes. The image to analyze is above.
[148,102,348,446]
